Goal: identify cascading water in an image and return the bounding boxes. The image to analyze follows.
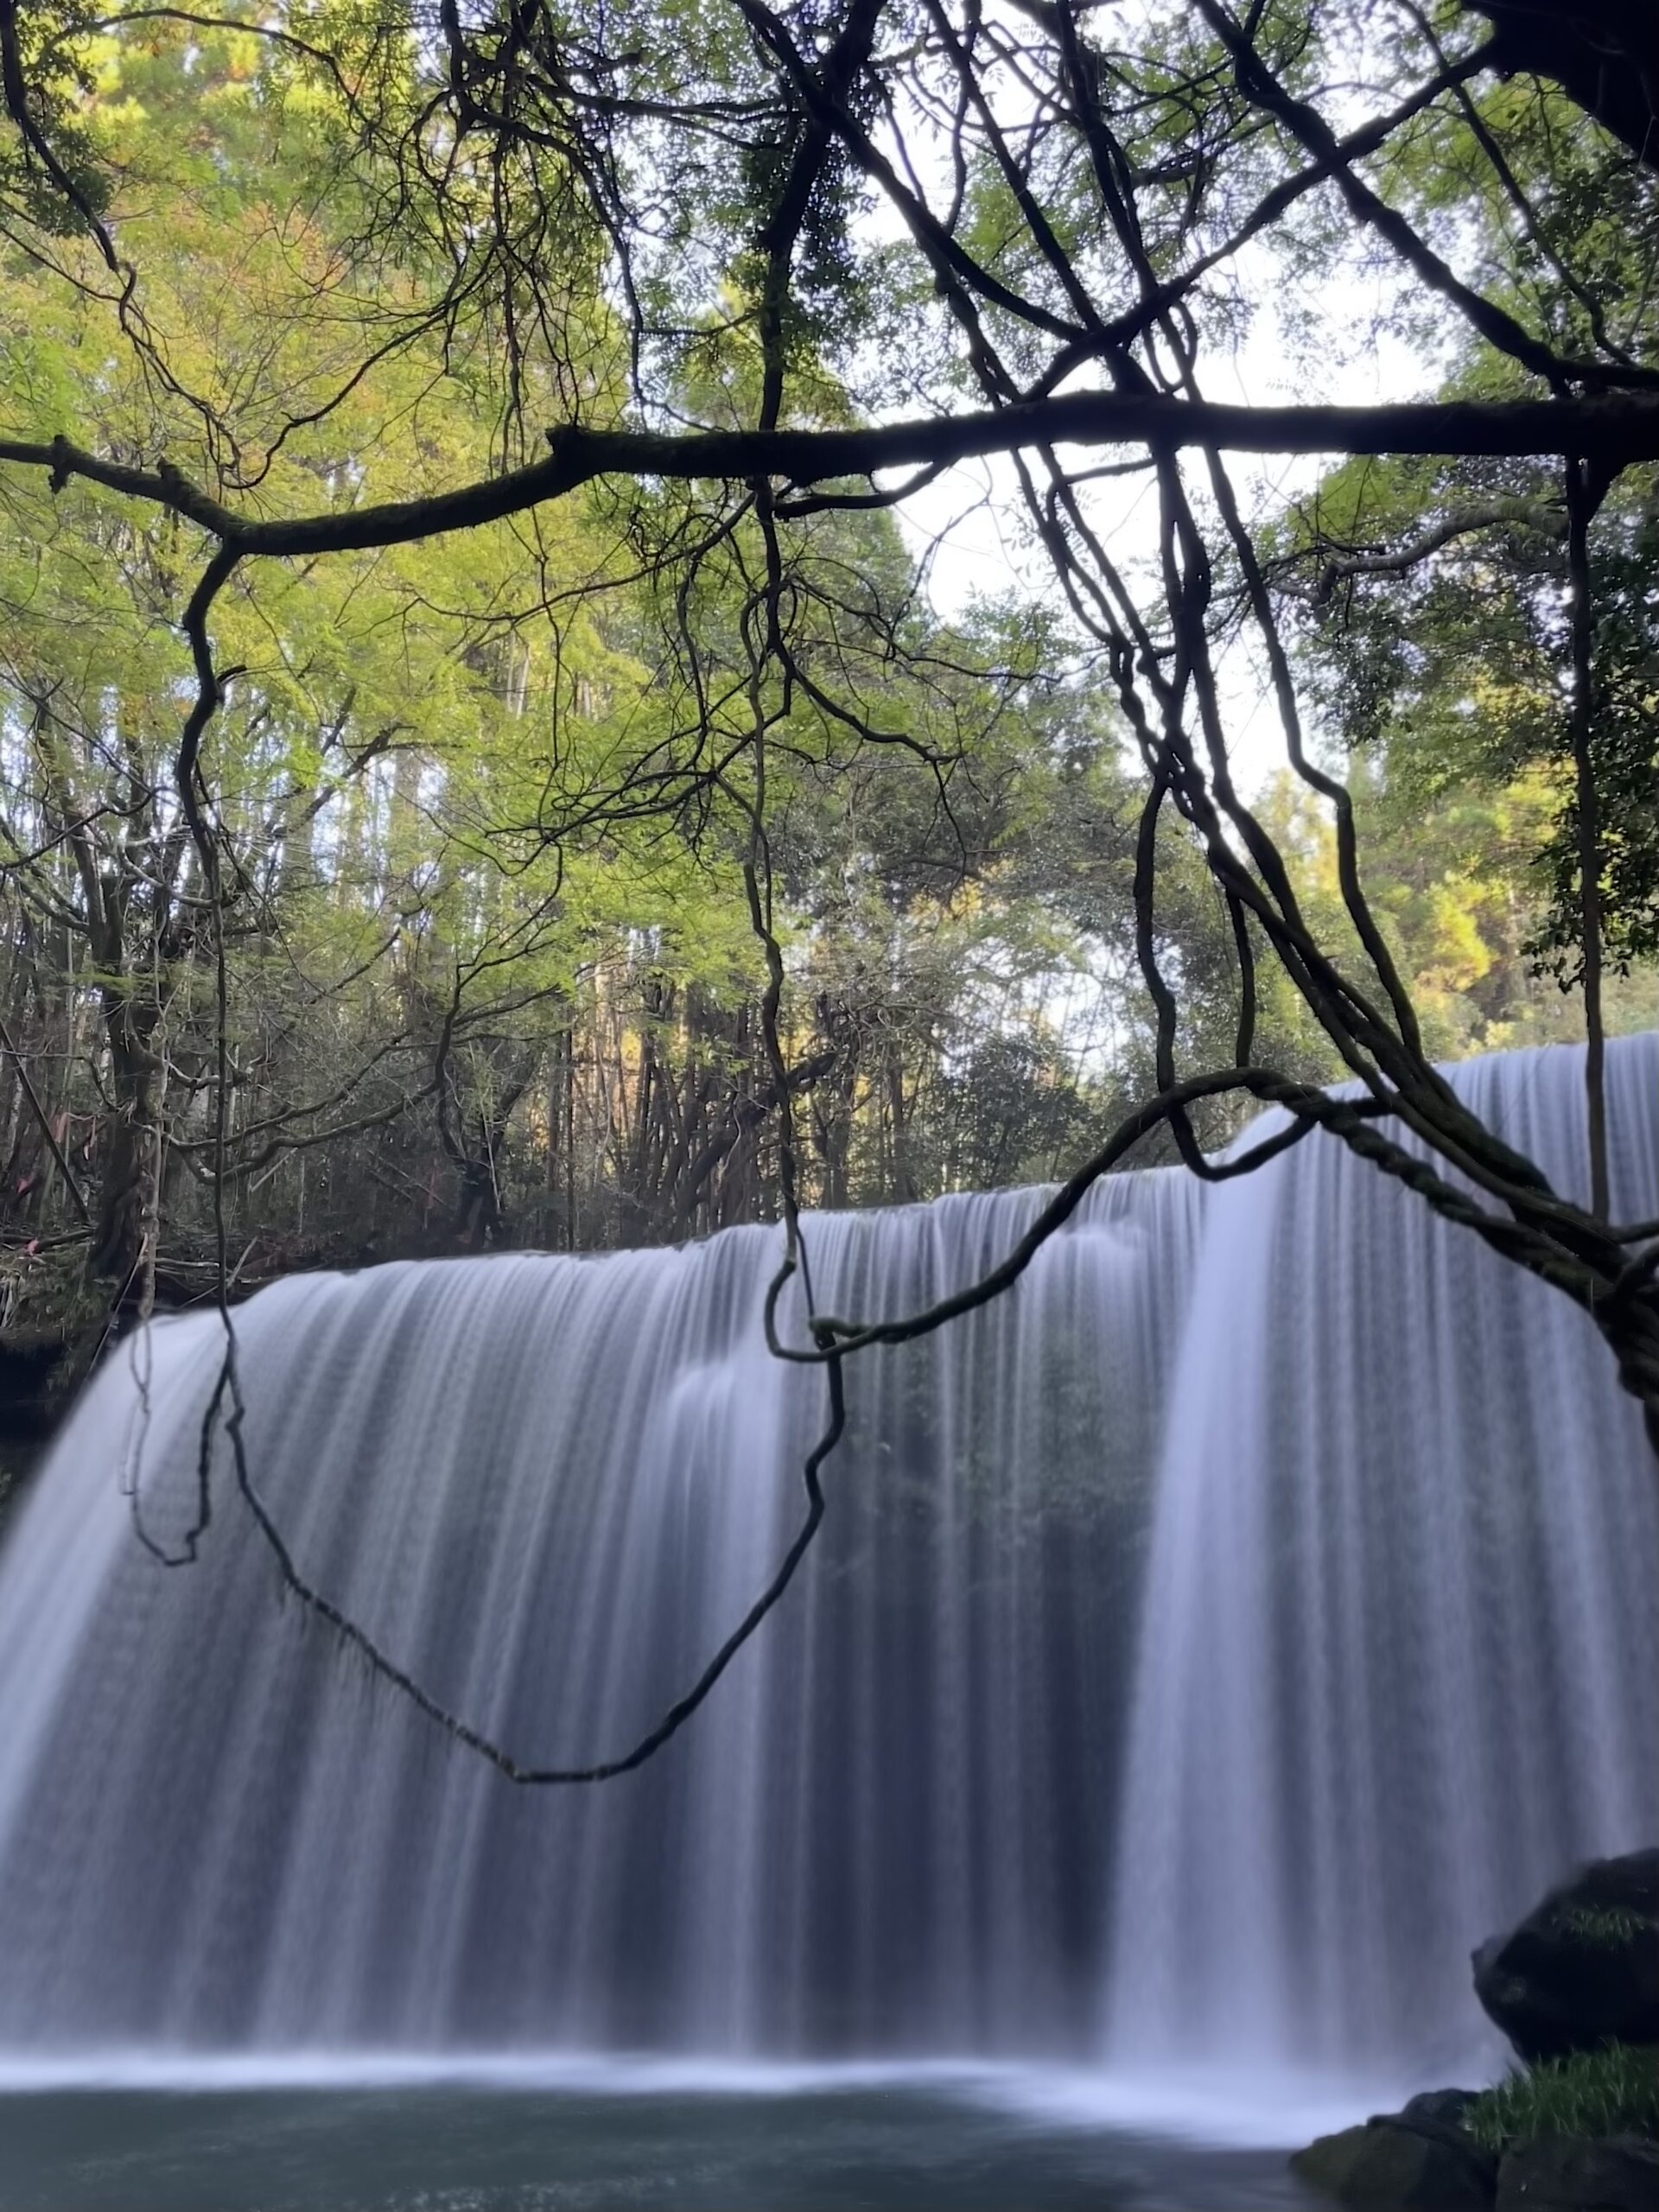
[1107,1033,1659,2084]
[0,1036,1652,2096]
[0,1169,1202,2059]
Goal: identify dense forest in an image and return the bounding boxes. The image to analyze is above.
[0,1,1654,1409]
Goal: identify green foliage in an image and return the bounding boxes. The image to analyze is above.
[1277,448,1659,1027]
[0,1,112,239]
[1465,2044,1659,2155]
[0,0,1654,1303]
[1560,1905,1654,1948]
[0,9,1183,1271]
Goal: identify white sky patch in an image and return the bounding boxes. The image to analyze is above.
[801,0,1471,810]
[877,171,1452,788]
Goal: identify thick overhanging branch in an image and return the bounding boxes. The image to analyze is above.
[6,394,1659,566]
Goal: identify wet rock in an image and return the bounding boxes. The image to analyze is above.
[1401,2088,1482,2129]
[1473,1850,1659,2062]
[1290,2110,1497,2206]
[1494,2133,1659,2210]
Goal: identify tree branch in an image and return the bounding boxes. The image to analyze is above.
[1300,497,1567,601]
[5,395,1659,567]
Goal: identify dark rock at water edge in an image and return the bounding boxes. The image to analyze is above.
[1289,2109,1497,2206]
[1400,2089,1483,2131]
[1494,2133,1659,2211]
[1473,1850,1659,2063]
[1290,2117,1659,2212]
[1293,1850,1659,2206]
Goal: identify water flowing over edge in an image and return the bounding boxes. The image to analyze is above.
[0,1035,1651,2140]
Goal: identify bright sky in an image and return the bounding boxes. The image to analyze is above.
[861,0,1453,795]
[892,235,1440,790]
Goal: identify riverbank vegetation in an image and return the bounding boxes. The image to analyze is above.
[1465,2044,1659,2158]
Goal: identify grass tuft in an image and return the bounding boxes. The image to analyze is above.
[1558,1904,1652,1947]
[1465,2044,1659,2154]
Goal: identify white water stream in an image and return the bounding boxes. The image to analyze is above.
[0,1037,1651,2113]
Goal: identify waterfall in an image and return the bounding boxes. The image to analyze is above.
[1107,1033,1659,2082]
[0,1171,1200,2057]
[0,1036,1652,2087]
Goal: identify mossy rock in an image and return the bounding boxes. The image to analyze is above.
[1494,2133,1659,2211]
[1474,1851,1659,2062]
[1290,2113,1497,2206]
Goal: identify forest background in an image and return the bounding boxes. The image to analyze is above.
[0,0,1654,1402]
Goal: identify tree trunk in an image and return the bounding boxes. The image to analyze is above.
[88,1003,161,1294]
